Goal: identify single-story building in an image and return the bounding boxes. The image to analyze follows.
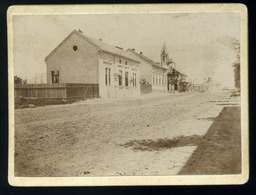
[167,65,188,92]
[127,43,170,93]
[202,77,222,92]
[189,77,222,93]
[45,30,141,98]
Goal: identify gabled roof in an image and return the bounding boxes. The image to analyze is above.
[127,48,188,76]
[45,30,140,63]
[153,62,168,70]
[127,49,168,70]
[172,66,187,76]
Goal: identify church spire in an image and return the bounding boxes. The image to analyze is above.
[162,41,167,52]
[161,41,169,65]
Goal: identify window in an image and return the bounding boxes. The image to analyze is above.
[159,74,161,85]
[156,74,158,85]
[51,71,59,83]
[105,68,111,85]
[153,74,155,85]
[105,68,108,85]
[132,73,136,87]
[108,68,111,85]
[132,73,134,87]
[125,72,128,86]
[73,45,78,51]
[119,70,122,86]
[125,61,128,65]
[119,59,122,64]
[134,73,137,87]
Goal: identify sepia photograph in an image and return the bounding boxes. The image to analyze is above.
[8,4,248,186]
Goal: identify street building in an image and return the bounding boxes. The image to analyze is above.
[45,30,141,98]
[128,42,188,93]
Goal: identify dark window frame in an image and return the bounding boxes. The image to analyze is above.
[125,71,129,86]
[51,70,59,83]
[119,70,122,86]
[105,68,108,85]
[108,68,111,85]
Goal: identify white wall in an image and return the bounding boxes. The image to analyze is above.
[98,52,141,98]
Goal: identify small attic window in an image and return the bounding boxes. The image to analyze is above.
[73,45,78,51]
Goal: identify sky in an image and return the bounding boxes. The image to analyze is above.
[13,13,240,87]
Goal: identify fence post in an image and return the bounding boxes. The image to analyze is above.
[93,84,95,98]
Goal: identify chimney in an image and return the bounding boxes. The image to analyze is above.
[115,46,123,50]
[140,52,143,55]
[132,48,135,51]
[99,38,102,41]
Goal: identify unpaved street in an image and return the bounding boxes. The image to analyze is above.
[14,92,240,176]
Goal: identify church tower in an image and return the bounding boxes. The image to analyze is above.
[161,41,169,65]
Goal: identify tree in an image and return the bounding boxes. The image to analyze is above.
[140,78,148,85]
[14,75,27,84]
[14,75,23,84]
[233,62,240,89]
[217,36,240,89]
[169,75,179,86]
[232,39,240,89]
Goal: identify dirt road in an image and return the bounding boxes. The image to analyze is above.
[179,106,241,175]
[14,91,240,176]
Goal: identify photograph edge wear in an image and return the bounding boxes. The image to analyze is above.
[8,3,248,186]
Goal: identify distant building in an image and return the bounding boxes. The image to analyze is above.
[45,30,141,98]
[168,65,188,92]
[127,48,168,93]
[128,42,188,93]
[191,77,222,93]
[202,77,222,92]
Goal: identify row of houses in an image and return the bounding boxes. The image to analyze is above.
[44,29,188,98]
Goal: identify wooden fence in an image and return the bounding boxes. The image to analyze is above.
[140,84,152,94]
[190,84,221,93]
[15,83,99,99]
[190,84,208,93]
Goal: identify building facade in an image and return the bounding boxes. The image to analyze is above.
[202,77,222,92]
[152,64,168,92]
[127,41,189,94]
[45,30,141,98]
[127,45,169,93]
[127,42,190,94]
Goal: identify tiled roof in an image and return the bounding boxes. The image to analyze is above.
[127,49,168,70]
[45,30,140,63]
[82,33,140,63]
[127,48,188,76]
[172,66,187,76]
[152,63,168,69]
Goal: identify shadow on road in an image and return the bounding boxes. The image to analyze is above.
[179,106,241,175]
[121,134,204,151]
[121,106,241,175]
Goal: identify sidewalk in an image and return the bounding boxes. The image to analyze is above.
[179,106,241,175]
